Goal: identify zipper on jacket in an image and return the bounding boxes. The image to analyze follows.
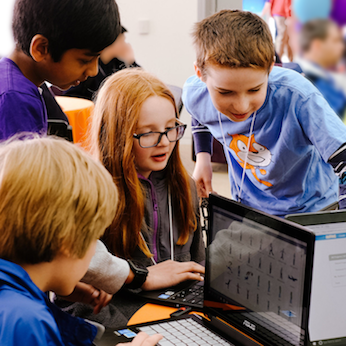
[138,174,159,262]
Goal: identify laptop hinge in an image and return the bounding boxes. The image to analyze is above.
[209,315,263,346]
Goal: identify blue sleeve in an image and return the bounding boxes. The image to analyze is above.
[191,117,213,154]
[183,76,213,155]
[297,92,346,162]
[2,315,65,346]
[0,91,47,140]
[297,92,346,209]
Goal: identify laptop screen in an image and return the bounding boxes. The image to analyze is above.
[205,194,315,346]
[286,210,346,346]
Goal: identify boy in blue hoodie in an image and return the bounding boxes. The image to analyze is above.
[183,10,346,216]
[0,136,161,346]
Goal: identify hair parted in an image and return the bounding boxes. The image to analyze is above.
[0,136,118,264]
[299,19,337,53]
[12,0,121,62]
[193,10,275,74]
[91,68,197,259]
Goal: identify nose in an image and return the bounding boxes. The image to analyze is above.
[86,57,99,78]
[232,95,249,114]
[158,133,170,147]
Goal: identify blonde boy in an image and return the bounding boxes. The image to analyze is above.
[183,10,346,216]
[0,137,161,346]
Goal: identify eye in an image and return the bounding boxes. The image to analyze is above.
[218,91,232,95]
[249,89,260,93]
[80,59,93,65]
[237,140,247,152]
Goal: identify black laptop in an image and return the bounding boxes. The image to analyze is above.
[286,209,346,346]
[135,269,205,311]
[95,194,315,346]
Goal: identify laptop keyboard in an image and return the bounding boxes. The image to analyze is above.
[169,281,204,307]
[138,317,233,346]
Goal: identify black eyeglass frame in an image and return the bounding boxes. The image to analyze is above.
[133,119,187,148]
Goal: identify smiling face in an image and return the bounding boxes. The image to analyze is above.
[133,96,177,178]
[43,48,100,90]
[196,64,272,122]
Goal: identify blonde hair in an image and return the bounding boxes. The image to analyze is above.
[91,68,197,258]
[0,135,118,264]
[193,10,275,75]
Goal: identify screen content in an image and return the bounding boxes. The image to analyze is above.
[207,206,308,346]
[306,222,346,345]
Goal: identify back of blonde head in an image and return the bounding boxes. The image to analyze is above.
[0,136,118,264]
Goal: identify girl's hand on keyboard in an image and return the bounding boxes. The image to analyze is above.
[118,332,162,346]
[142,260,205,291]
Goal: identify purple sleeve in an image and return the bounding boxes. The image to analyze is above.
[191,117,213,155]
[0,91,47,140]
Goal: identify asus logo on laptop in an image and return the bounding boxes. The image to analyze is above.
[243,320,256,331]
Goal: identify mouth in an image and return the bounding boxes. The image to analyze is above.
[55,80,81,91]
[152,153,168,162]
[231,113,248,120]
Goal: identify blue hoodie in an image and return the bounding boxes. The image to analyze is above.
[0,258,97,346]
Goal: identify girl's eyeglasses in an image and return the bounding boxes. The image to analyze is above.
[133,120,187,148]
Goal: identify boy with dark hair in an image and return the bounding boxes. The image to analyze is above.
[0,136,162,346]
[0,0,121,140]
[0,0,204,313]
[183,10,346,216]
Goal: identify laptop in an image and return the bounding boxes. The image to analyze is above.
[135,270,205,311]
[286,209,346,346]
[95,193,315,346]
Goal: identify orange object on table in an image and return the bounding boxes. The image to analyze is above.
[128,303,205,326]
[55,96,94,149]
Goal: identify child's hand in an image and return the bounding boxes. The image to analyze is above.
[59,282,112,314]
[193,152,213,197]
[141,260,205,291]
[118,332,162,346]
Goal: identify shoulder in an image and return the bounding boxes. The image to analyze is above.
[0,58,40,97]
[182,75,213,116]
[0,291,61,345]
[268,66,321,99]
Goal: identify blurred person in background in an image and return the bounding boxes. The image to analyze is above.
[263,0,293,61]
[64,27,140,101]
[295,18,346,119]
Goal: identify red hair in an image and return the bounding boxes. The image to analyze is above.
[91,68,197,258]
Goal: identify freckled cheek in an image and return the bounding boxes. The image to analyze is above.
[133,144,148,164]
[212,94,230,112]
[254,93,267,110]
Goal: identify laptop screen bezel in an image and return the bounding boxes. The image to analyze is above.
[204,193,315,346]
[285,209,346,345]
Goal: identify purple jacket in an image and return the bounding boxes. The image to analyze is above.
[0,57,47,140]
[132,169,205,266]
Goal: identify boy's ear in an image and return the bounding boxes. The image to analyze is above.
[30,34,50,62]
[194,62,205,82]
[269,61,275,74]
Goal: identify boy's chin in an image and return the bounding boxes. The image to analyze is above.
[226,113,251,122]
[54,80,81,91]
[54,84,73,92]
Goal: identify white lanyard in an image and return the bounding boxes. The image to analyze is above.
[217,111,257,202]
[141,186,174,265]
[168,186,174,261]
